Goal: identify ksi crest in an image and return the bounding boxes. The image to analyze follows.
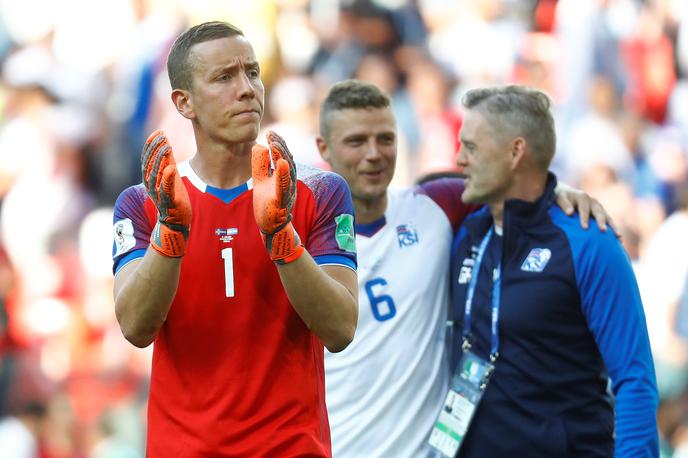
[521,248,552,272]
[396,224,419,248]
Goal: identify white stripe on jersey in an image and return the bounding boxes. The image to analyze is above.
[325,187,453,458]
[177,160,254,191]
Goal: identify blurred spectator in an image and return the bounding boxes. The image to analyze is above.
[677,274,688,347]
[640,184,688,400]
[260,75,322,167]
[87,406,141,458]
[0,245,17,416]
[564,75,634,183]
[406,59,461,182]
[512,31,562,101]
[101,0,184,201]
[0,400,46,458]
[619,112,670,204]
[646,128,688,212]
[621,3,676,124]
[421,0,523,88]
[354,52,418,157]
[310,3,371,85]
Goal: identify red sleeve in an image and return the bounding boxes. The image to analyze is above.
[416,177,479,234]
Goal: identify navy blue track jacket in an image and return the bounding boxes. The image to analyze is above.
[450,174,658,457]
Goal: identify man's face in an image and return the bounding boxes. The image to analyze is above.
[319,107,397,205]
[185,36,264,144]
[457,109,513,205]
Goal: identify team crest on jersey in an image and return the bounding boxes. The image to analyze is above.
[521,248,551,272]
[396,224,419,248]
[113,219,135,257]
[215,227,238,243]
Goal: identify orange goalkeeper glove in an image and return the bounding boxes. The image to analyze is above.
[141,130,192,257]
[251,131,304,264]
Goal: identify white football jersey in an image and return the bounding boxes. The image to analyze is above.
[325,185,459,458]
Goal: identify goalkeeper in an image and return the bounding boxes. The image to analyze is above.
[111,21,357,457]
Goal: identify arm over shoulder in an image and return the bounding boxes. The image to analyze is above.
[417,177,479,233]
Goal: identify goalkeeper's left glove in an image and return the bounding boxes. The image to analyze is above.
[251,131,304,264]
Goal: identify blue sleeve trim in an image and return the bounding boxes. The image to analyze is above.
[113,249,146,275]
[314,254,357,271]
[550,207,659,457]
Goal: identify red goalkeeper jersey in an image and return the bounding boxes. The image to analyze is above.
[112,161,357,457]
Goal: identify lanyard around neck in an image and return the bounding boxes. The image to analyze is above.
[462,226,502,361]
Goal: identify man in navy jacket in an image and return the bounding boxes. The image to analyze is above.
[449,85,658,457]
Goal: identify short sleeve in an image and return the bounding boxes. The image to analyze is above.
[112,184,153,274]
[299,170,357,271]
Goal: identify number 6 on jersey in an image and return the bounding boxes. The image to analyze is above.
[365,277,396,321]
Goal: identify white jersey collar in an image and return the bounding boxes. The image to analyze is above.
[177,160,253,192]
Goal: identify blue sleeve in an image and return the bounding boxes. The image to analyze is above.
[112,184,151,274]
[562,212,659,457]
[300,169,357,269]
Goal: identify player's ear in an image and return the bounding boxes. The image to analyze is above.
[510,137,527,170]
[172,89,194,120]
[316,137,331,163]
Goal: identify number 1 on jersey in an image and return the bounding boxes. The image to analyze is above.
[221,248,235,297]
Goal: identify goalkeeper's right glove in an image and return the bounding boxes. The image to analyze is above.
[141,130,192,257]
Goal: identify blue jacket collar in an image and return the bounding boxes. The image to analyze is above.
[465,172,558,237]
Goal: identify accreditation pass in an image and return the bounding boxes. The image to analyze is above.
[428,389,475,456]
[428,350,493,457]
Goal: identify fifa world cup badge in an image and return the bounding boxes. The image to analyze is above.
[334,214,356,253]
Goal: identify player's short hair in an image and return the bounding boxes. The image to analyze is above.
[167,21,244,91]
[320,79,391,140]
[462,85,556,170]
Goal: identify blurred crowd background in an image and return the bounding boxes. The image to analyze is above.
[0,0,687,456]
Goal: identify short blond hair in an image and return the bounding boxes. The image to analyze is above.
[320,79,391,141]
[462,85,556,169]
